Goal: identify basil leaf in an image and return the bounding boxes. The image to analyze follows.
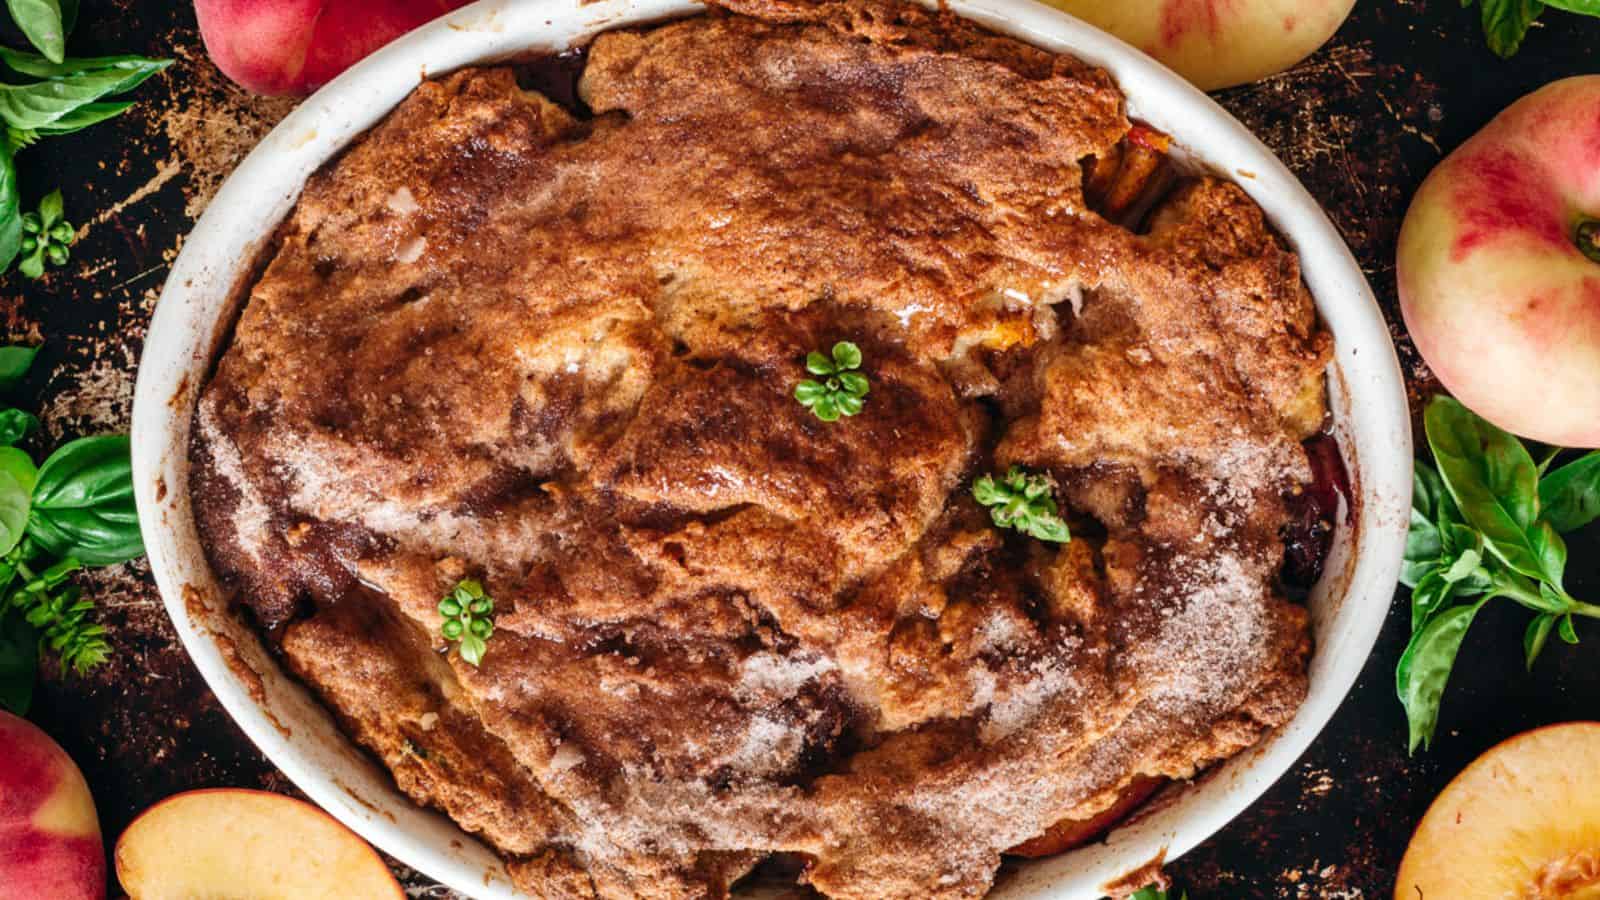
[1441,549,1482,583]
[1403,469,1444,589]
[28,434,142,565]
[1527,520,1568,590]
[0,409,38,446]
[0,138,17,273]
[0,61,168,131]
[1524,613,1556,670]
[1539,450,1600,533]
[1398,599,1485,753]
[6,0,68,64]
[1411,570,1457,631]
[1415,464,1446,520]
[0,447,37,555]
[1426,396,1557,586]
[1543,0,1600,14]
[33,434,133,508]
[1558,612,1580,644]
[1400,559,1434,591]
[28,502,140,562]
[1471,0,1545,57]
[0,611,37,714]
[1440,522,1483,561]
[34,99,132,136]
[1517,580,1573,615]
[0,345,37,392]
[0,46,169,79]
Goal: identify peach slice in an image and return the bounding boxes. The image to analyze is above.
[1041,0,1356,91]
[0,711,105,900]
[114,789,403,899]
[1396,722,1600,898]
[1007,776,1165,858]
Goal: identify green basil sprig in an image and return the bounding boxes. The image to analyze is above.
[0,345,142,714]
[1397,396,1600,753]
[972,465,1072,543]
[1465,0,1600,58]
[0,9,170,276]
[18,188,71,278]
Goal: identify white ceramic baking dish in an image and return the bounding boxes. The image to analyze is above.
[130,0,1411,896]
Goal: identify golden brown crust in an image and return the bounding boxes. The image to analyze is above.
[189,2,1331,898]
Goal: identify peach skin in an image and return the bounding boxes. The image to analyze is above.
[194,0,471,96]
[1398,76,1600,448]
[0,710,104,900]
[1040,0,1356,90]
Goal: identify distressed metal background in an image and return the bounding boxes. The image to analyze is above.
[9,1,1599,896]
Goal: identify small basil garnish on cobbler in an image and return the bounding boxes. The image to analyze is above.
[438,579,495,666]
[972,466,1071,544]
[795,341,869,422]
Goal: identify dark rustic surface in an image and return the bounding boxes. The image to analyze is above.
[8,2,1600,898]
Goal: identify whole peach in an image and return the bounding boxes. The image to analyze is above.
[0,711,104,900]
[1042,0,1356,90]
[194,0,471,96]
[1397,76,1600,448]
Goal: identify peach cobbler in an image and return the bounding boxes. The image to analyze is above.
[190,1,1343,896]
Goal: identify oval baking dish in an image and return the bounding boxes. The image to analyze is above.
[131,0,1411,896]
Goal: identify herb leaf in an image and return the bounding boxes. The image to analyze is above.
[1398,599,1485,753]
[1543,0,1600,15]
[0,345,36,391]
[1539,450,1600,534]
[28,434,143,566]
[6,0,68,64]
[795,341,869,422]
[0,409,39,446]
[1425,396,1559,586]
[0,140,18,273]
[973,465,1071,543]
[0,446,36,556]
[1524,613,1557,670]
[0,46,169,81]
[29,99,132,136]
[1466,0,1546,58]
[17,188,71,279]
[0,62,165,131]
[438,578,495,666]
[1403,469,1447,587]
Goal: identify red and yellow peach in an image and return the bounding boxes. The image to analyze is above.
[1042,0,1356,90]
[0,711,104,900]
[1398,76,1600,448]
[194,0,472,96]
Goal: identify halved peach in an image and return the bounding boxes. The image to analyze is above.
[1396,722,1600,898]
[114,789,403,899]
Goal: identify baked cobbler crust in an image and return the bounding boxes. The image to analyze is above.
[189,1,1332,897]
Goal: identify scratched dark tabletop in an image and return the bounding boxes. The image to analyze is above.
[10,2,1600,897]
